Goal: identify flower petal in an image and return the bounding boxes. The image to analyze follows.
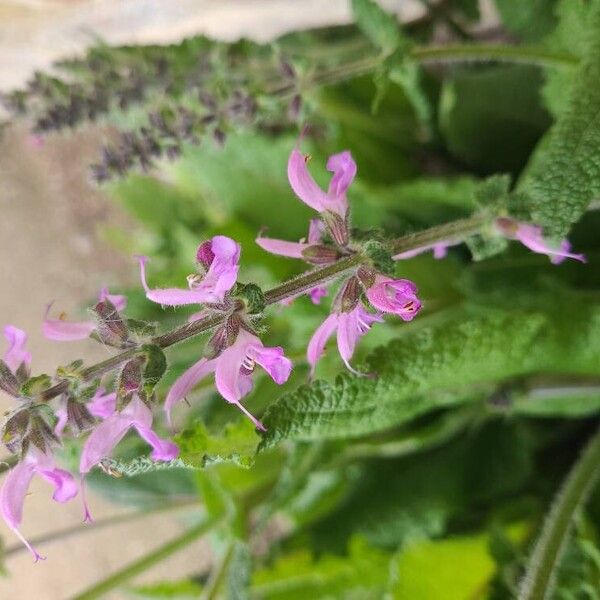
[3,326,32,371]
[249,344,293,385]
[515,225,586,264]
[198,236,240,302]
[0,459,35,529]
[37,467,78,503]
[134,425,179,461]
[137,256,208,306]
[79,414,132,474]
[215,335,252,403]
[306,313,339,376]
[326,151,356,199]
[165,358,216,425]
[256,236,310,258]
[99,287,127,312]
[287,149,329,212]
[307,218,326,244]
[43,308,96,342]
[309,286,328,305]
[87,389,117,419]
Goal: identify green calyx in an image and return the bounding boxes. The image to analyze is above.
[362,239,395,276]
[236,283,266,315]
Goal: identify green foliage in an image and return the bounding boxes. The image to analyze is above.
[175,420,259,469]
[351,0,402,55]
[251,536,392,599]
[261,299,600,445]
[520,2,600,237]
[495,0,558,41]
[439,65,551,174]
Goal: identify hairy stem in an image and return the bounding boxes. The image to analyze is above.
[518,423,600,600]
[38,213,488,403]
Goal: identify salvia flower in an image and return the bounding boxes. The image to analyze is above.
[393,240,461,261]
[0,326,77,561]
[165,328,292,431]
[307,303,383,376]
[80,394,178,476]
[138,235,240,306]
[1,446,78,561]
[495,217,586,264]
[364,275,422,321]
[43,287,127,341]
[287,147,356,245]
[257,218,330,304]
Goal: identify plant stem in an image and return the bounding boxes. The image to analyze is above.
[518,423,600,600]
[71,516,218,600]
[37,214,489,404]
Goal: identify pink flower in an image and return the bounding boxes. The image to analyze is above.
[3,325,32,373]
[257,219,330,305]
[43,288,127,342]
[393,240,460,261]
[495,218,586,264]
[80,395,178,476]
[138,235,240,306]
[307,304,383,376]
[287,149,356,221]
[165,329,292,431]
[365,276,422,321]
[0,447,77,561]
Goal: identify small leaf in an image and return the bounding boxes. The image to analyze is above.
[351,0,401,55]
[175,419,259,469]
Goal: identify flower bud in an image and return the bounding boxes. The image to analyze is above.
[65,398,95,436]
[93,297,130,348]
[301,245,341,265]
[322,211,349,247]
[117,357,144,405]
[336,276,362,313]
[357,266,377,289]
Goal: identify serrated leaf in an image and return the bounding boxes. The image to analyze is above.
[175,419,259,469]
[260,302,600,446]
[520,3,600,236]
[351,0,401,55]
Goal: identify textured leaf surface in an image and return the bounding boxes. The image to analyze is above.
[260,303,600,446]
[520,3,600,236]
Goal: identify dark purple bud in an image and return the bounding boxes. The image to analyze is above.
[357,266,377,289]
[301,244,340,265]
[0,361,20,397]
[280,60,296,80]
[65,398,95,435]
[117,357,144,404]
[2,409,31,454]
[322,210,349,247]
[93,298,130,348]
[196,240,215,269]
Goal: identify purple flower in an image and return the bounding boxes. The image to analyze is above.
[257,219,330,305]
[138,235,240,306]
[43,287,127,342]
[0,447,77,561]
[80,395,178,477]
[3,325,32,373]
[495,218,586,264]
[165,329,293,431]
[307,304,383,376]
[365,276,422,321]
[288,149,356,220]
[393,240,460,261]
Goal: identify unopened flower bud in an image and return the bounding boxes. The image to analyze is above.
[93,298,130,348]
[301,244,340,265]
[205,316,241,359]
[322,211,349,247]
[357,266,377,289]
[336,276,362,313]
[117,357,144,404]
[65,398,95,436]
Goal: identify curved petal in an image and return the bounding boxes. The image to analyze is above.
[37,467,78,503]
[287,149,329,212]
[515,225,586,264]
[79,415,132,474]
[199,237,240,302]
[215,334,253,403]
[54,402,69,437]
[309,286,328,305]
[307,218,326,244]
[134,425,179,461]
[137,256,207,306]
[0,459,35,529]
[249,344,293,385]
[99,287,127,312]
[256,236,310,258]
[337,307,383,373]
[3,326,32,371]
[326,151,357,198]
[164,358,216,425]
[43,308,96,342]
[87,389,117,420]
[234,401,266,432]
[306,313,338,376]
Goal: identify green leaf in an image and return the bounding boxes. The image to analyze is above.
[260,301,600,445]
[175,419,259,469]
[495,0,558,41]
[351,0,401,55]
[391,526,527,599]
[519,3,600,237]
[251,536,392,599]
[513,386,600,418]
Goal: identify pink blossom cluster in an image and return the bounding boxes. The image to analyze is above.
[0,143,586,561]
